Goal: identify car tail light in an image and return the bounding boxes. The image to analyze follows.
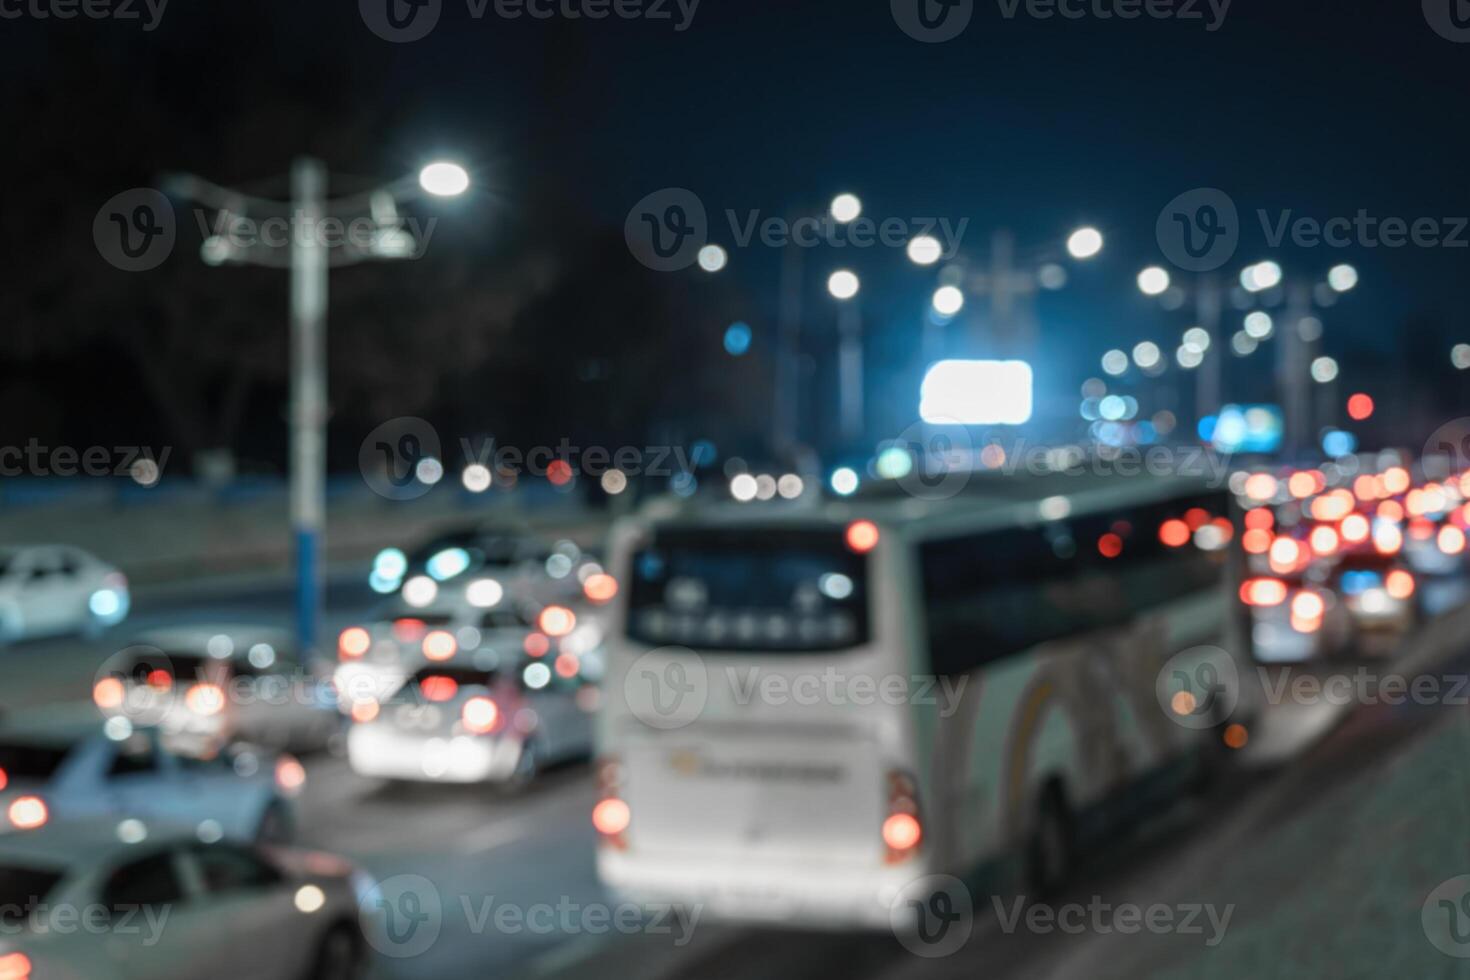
[350,700,380,724]
[593,757,629,848]
[338,627,371,661]
[523,633,550,658]
[391,618,427,643]
[1239,578,1288,607]
[538,606,576,638]
[1308,525,1339,556]
[422,630,457,662]
[1386,569,1416,599]
[0,768,7,791]
[7,796,47,831]
[583,573,619,605]
[883,770,922,863]
[0,952,30,980]
[1291,590,1326,621]
[93,676,126,710]
[147,669,173,691]
[845,520,880,554]
[420,676,458,702]
[1438,525,1466,555]
[1340,514,1370,544]
[185,683,225,716]
[275,756,307,796]
[461,696,501,735]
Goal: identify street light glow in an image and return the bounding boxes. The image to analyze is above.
[1102,349,1128,376]
[906,235,942,266]
[697,244,728,272]
[827,269,860,300]
[418,162,470,197]
[1132,341,1162,369]
[830,193,862,224]
[1066,227,1104,259]
[1241,261,1283,292]
[932,285,965,316]
[1137,266,1171,296]
[1327,264,1359,292]
[1311,356,1339,383]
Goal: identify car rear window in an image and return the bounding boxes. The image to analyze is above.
[0,742,73,781]
[627,527,869,652]
[0,864,65,923]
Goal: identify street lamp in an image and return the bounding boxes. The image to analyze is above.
[1137,266,1171,296]
[418,162,470,197]
[906,234,942,266]
[1066,226,1104,260]
[932,285,965,316]
[827,269,860,300]
[164,157,472,649]
[830,193,862,224]
[1327,263,1358,292]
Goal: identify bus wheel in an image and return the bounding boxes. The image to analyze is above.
[1026,786,1075,898]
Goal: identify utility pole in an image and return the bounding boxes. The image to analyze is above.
[1280,282,1314,458]
[1195,274,1223,423]
[837,299,863,440]
[290,157,329,651]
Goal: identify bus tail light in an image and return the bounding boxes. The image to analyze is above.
[593,757,629,849]
[883,770,922,864]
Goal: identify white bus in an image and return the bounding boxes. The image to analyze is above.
[594,472,1253,929]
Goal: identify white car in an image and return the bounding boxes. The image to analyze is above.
[0,546,129,645]
[332,598,539,713]
[103,625,342,755]
[0,818,369,980]
[0,705,300,844]
[347,661,592,785]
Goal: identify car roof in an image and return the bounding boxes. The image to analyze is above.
[130,624,296,658]
[0,818,199,871]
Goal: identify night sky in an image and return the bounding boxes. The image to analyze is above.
[3,0,1466,466]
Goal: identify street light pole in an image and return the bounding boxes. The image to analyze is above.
[290,157,329,651]
[837,300,863,440]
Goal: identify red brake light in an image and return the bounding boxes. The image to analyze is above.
[338,627,371,661]
[0,952,31,980]
[420,676,458,702]
[391,618,427,643]
[583,573,619,605]
[1386,569,1415,599]
[185,683,225,716]
[275,756,307,795]
[592,798,631,837]
[883,769,922,863]
[0,767,7,791]
[845,520,880,554]
[93,677,126,710]
[7,796,47,831]
[422,630,457,662]
[1240,578,1288,607]
[1159,519,1190,548]
[462,697,501,735]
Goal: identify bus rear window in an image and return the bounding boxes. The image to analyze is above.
[627,528,869,652]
